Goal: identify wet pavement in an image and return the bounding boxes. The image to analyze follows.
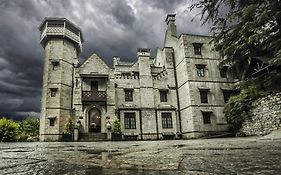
[0,137,281,175]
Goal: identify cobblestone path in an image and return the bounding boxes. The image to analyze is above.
[0,137,281,174]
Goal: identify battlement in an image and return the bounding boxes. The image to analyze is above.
[137,48,151,57]
[165,14,176,24]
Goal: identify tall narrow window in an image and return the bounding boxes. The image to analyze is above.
[75,78,79,88]
[199,90,208,103]
[124,112,136,129]
[124,89,133,101]
[196,64,206,77]
[160,90,168,102]
[222,90,233,103]
[49,117,56,126]
[192,43,203,55]
[50,88,58,97]
[220,67,228,78]
[202,112,211,124]
[161,112,173,129]
[51,61,59,71]
[91,81,98,91]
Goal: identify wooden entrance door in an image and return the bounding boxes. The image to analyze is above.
[89,108,101,132]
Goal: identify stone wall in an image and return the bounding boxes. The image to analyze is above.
[241,92,281,136]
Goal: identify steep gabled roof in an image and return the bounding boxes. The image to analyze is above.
[78,53,110,74]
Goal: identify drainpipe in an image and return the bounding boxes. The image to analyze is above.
[139,109,143,140]
[71,63,74,116]
[172,51,182,133]
[155,109,159,139]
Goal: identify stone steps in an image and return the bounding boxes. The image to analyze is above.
[79,133,107,142]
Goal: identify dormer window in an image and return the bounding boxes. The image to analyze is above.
[192,43,203,55]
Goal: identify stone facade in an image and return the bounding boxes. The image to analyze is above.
[241,92,281,136]
[39,15,237,141]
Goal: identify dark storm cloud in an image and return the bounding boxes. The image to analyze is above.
[0,0,211,119]
[0,0,44,119]
[1,0,42,20]
[103,0,136,28]
[146,0,185,12]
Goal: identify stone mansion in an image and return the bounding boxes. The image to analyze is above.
[39,14,238,141]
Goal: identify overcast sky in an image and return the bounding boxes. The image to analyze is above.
[0,0,211,119]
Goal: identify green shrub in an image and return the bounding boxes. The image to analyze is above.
[235,131,247,137]
[64,117,74,134]
[18,132,29,142]
[0,118,20,142]
[19,118,40,142]
[223,83,267,132]
[112,117,121,134]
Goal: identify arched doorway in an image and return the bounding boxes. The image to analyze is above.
[88,108,101,132]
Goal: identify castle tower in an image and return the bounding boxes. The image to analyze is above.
[165,14,177,37]
[38,18,83,141]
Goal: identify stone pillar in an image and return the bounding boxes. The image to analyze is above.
[74,128,79,141]
[106,121,112,141]
[107,130,111,141]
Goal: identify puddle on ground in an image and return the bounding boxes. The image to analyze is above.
[78,148,108,154]
[33,161,183,175]
[3,149,31,153]
[173,144,185,148]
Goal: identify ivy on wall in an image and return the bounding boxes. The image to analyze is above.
[223,83,267,134]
